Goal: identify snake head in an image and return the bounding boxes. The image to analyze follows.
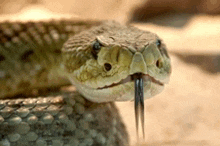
[62,21,171,102]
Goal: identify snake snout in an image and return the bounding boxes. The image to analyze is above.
[129,52,147,75]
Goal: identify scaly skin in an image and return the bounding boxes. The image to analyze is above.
[0,19,102,98]
[0,88,128,146]
[0,19,171,145]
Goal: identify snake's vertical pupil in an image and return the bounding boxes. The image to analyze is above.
[92,41,101,59]
[156,39,161,47]
[93,41,101,52]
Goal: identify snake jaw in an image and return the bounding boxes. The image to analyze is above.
[96,72,163,139]
[143,74,164,86]
[97,75,132,89]
[97,73,164,90]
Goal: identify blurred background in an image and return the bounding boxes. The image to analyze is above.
[0,0,220,145]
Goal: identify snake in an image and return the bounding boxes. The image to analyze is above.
[0,19,171,145]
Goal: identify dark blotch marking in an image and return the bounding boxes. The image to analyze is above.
[54,49,61,54]
[0,124,16,135]
[63,131,73,137]
[17,81,31,89]
[20,50,34,62]
[0,54,5,62]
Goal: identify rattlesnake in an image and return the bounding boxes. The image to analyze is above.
[0,19,171,146]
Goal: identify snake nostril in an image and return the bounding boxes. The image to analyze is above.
[104,63,112,71]
[20,50,34,62]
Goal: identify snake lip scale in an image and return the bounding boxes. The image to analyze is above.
[97,73,164,90]
[143,74,164,86]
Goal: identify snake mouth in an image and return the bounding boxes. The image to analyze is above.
[97,73,164,90]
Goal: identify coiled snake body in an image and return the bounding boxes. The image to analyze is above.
[0,19,171,146]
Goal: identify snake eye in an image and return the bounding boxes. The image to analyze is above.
[92,41,102,59]
[156,39,161,47]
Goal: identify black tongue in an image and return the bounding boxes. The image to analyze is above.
[134,73,145,140]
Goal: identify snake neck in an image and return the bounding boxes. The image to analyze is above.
[0,19,102,98]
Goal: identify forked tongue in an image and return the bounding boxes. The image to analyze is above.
[134,73,145,141]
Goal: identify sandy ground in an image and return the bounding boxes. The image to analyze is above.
[1,4,220,146]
